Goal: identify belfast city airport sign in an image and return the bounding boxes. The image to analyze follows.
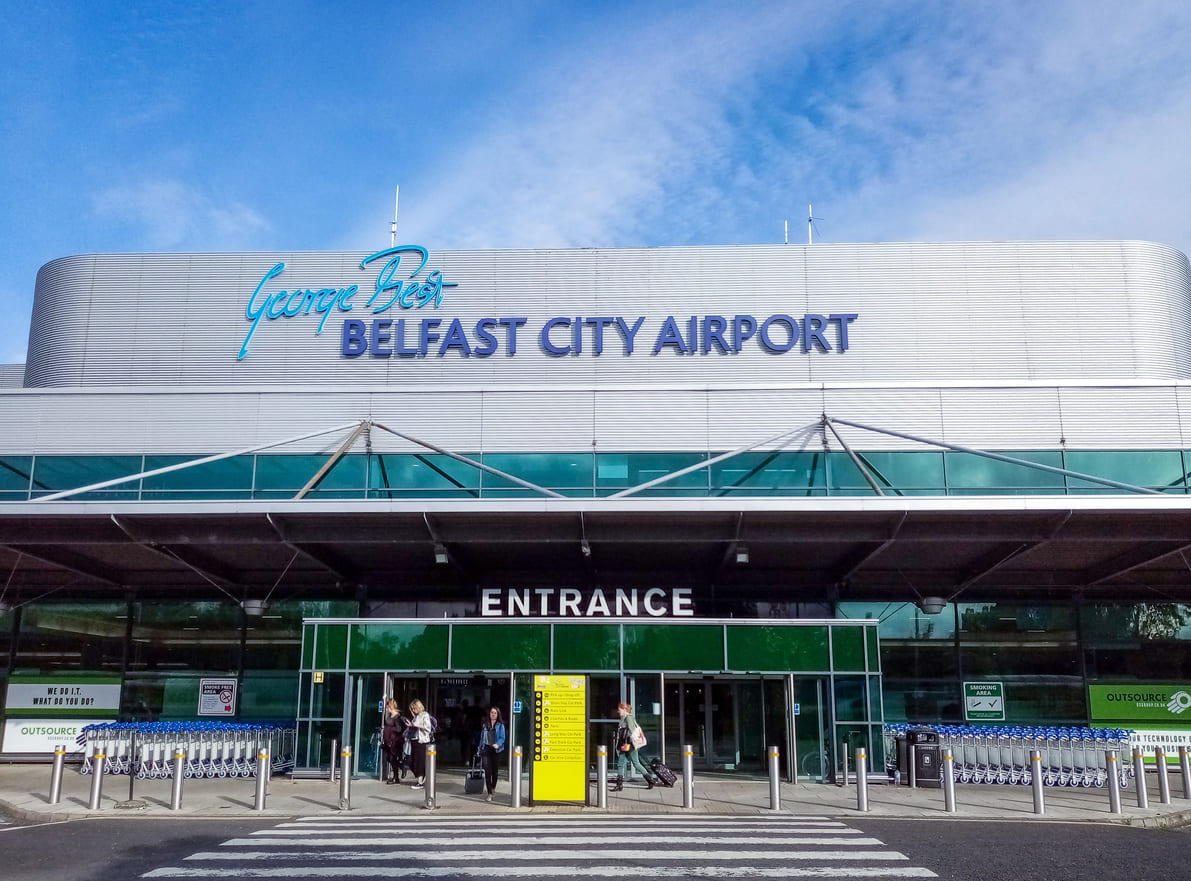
[238,245,859,361]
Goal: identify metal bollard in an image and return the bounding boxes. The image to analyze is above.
[170,749,186,811]
[768,745,781,810]
[511,746,523,808]
[330,738,338,782]
[1030,749,1044,815]
[1133,749,1149,809]
[1156,747,1171,804]
[254,746,269,811]
[856,747,869,812]
[942,750,956,813]
[597,745,608,809]
[423,745,437,810]
[1106,751,1121,815]
[1180,745,1191,799]
[338,746,352,811]
[88,751,106,810]
[48,745,66,805]
[682,744,694,809]
[908,743,917,789]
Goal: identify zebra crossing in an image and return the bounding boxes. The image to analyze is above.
[141,814,937,878]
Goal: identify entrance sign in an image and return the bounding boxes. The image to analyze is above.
[198,678,238,716]
[531,674,587,802]
[5,675,121,718]
[481,587,694,617]
[963,682,1005,721]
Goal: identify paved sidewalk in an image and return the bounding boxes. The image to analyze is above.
[2,763,1190,828]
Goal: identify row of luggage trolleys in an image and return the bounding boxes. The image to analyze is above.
[884,723,1136,788]
[77,721,297,779]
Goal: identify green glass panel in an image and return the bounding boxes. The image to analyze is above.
[313,624,348,670]
[866,627,881,673]
[710,451,826,495]
[0,456,32,492]
[31,455,142,500]
[725,625,829,672]
[552,624,620,670]
[368,453,481,497]
[255,453,367,493]
[310,673,345,718]
[450,624,549,670]
[827,451,944,495]
[239,670,299,719]
[128,600,240,672]
[623,624,723,671]
[869,676,883,720]
[944,450,1064,490]
[142,455,255,496]
[831,626,867,672]
[1066,450,1186,493]
[595,453,709,490]
[834,676,868,722]
[481,453,593,492]
[349,623,449,670]
[302,626,315,669]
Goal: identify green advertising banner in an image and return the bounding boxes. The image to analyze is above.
[1088,684,1191,724]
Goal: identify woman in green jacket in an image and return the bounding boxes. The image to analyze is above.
[616,701,657,788]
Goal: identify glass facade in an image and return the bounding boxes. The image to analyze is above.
[840,599,1191,727]
[296,618,881,777]
[4,449,1189,501]
[2,599,356,722]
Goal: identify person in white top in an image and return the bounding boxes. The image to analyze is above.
[408,699,434,789]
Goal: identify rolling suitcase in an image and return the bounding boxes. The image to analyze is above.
[649,757,677,787]
[465,755,485,794]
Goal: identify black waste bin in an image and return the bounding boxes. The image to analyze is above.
[901,726,941,788]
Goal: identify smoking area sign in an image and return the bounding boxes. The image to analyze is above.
[530,674,587,803]
[198,678,238,716]
[964,681,1005,721]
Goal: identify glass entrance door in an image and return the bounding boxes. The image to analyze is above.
[664,677,784,771]
[792,676,831,782]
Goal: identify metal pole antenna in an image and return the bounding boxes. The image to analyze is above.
[808,204,813,244]
[391,186,399,246]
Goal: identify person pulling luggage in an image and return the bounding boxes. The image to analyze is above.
[616,701,658,788]
[477,706,507,802]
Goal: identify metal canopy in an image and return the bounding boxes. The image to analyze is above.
[3,498,1191,607]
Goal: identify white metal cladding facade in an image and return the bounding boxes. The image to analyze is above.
[24,240,1191,389]
[1,381,1191,456]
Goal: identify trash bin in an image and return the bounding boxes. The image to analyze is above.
[902,726,941,788]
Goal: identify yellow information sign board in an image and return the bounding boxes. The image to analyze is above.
[531,674,587,803]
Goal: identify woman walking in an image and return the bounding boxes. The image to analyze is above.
[616,701,657,788]
[477,706,507,802]
[408,699,434,790]
[381,698,408,783]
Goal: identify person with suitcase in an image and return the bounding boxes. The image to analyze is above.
[477,706,506,802]
[616,702,658,788]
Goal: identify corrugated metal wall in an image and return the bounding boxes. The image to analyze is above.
[0,382,1189,455]
[24,241,1191,389]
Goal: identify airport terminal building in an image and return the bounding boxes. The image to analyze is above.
[3,239,1191,778]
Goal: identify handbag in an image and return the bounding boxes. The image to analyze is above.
[630,724,646,749]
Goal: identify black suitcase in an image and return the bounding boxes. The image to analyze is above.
[649,757,677,787]
[465,756,485,794]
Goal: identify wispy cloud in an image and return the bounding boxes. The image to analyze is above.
[91,179,270,250]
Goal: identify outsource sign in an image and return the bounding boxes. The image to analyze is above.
[2,719,100,755]
[1088,684,1191,723]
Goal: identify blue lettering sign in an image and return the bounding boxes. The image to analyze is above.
[239,246,456,359]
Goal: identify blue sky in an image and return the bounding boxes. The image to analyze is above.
[2,0,1190,364]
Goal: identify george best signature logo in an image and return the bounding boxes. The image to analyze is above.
[239,245,455,359]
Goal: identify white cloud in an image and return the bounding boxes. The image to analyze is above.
[91,179,270,250]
